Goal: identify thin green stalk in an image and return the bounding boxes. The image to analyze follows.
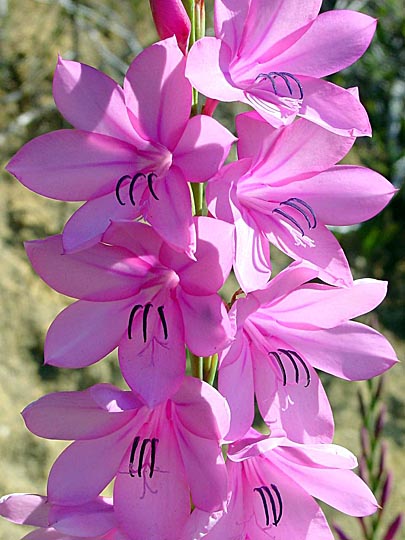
[190,353,203,380]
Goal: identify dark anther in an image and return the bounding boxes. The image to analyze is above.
[269,349,311,387]
[256,71,303,100]
[147,173,159,201]
[116,175,131,206]
[129,436,140,477]
[149,438,158,478]
[129,173,146,206]
[138,439,151,477]
[142,303,153,343]
[254,484,283,527]
[273,197,317,236]
[269,351,287,386]
[157,305,168,340]
[128,304,143,340]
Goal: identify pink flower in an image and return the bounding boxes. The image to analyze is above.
[219,262,398,443]
[150,0,191,53]
[183,430,378,540]
[6,37,235,257]
[0,493,128,539]
[207,112,397,291]
[186,0,376,136]
[25,217,234,406]
[22,378,230,540]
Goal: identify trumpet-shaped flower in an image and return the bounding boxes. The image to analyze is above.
[207,112,396,291]
[186,0,376,136]
[6,37,235,257]
[219,262,398,443]
[25,217,234,406]
[22,378,230,540]
[0,493,128,539]
[182,430,378,540]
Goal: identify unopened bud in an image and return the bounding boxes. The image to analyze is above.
[333,523,352,540]
[380,472,393,510]
[383,513,403,540]
[149,0,191,53]
[375,405,387,439]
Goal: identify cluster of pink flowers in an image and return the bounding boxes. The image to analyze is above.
[1,1,399,539]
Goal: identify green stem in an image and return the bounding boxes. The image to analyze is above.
[190,353,203,380]
[204,354,218,386]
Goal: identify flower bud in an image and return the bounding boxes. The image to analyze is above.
[384,514,403,540]
[333,523,352,540]
[149,0,191,53]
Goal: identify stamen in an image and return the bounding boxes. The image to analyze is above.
[270,484,283,526]
[149,438,159,478]
[142,303,153,343]
[279,72,303,99]
[269,351,287,386]
[157,306,168,340]
[129,173,146,206]
[128,304,143,340]
[282,198,317,229]
[138,439,151,478]
[256,73,277,94]
[129,436,140,478]
[147,173,159,201]
[116,175,131,206]
[286,349,311,387]
[278,349,300,384]
[262,486,278,527]
[255,71,303,99]
[272,208,305,236]
[254,487,270,527]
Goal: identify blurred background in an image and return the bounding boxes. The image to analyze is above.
[0,0,403,538]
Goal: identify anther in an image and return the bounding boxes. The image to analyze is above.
[269,349,311,387]
[129,173,146,206]
[142,303,153,343]
[272,208,305,236]
[269,351,287,386]
[254,484,283,527]
[256,72,303,99]
[116,175,131,205]
[128,304,143,340]
[254,487,270,526]
[149,438,158,478]
[157,305,168,340]
[147,173,159,201]
[280,198,317,229]
[129,436,140,477]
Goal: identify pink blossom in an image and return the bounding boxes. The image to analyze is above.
[25,217,234,406]
[219,262,398,443]
[22,378,230,540]
[0,493,128,539]
[6,37,235,257]
[186,0,376,136]
[207,112,397,291]
[182,429,378,540]
[150,0,191,53]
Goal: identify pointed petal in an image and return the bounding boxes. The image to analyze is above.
[48,498,116,537]
[173,377,231,441]
[177,290,233,356]
[160,216,234,296]
[53,57,144,146]
[22,386,136,440]
[114,421,190,540]
[277,321,398,380]
[22,530,71,540]
[145,167,196,257]
[45,299,130,368]
[173,115,236,181]
[119,299,186,407]
[0,494,48,526]
[271,11,376,77]
[186,37,245,102]
[25,235,149,301]
[6,130,139,201]
[300,77,372,137]
[103,220,163,262]
[124,37,191,150]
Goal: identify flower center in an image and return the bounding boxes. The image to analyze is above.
[253,484,283,527]
[127,303,168,343]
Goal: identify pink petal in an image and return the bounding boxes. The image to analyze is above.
[114,421,190,539]
[271,278,387,329]
[214,0,249,55]
[173,115,236,182]
[0,494,48,526]
[22,386,136,441]
[144,167,196,257]
[186,38,245,102]
[174,426,227,512]
[270,10,377,77]
[299,77,372,137]
[22,530,73,540]
[53,57,145,147]
[103,220,163,262]
[277,442,358,470]
[45,299,130,368]
[160,216,234,296]
[48,499,116,537]
[277,321,398,380]
[118,299,186,407]
[268,217,353,287]
[177,290,233,356]
[236,113,355,183]
[6,130,139,201]
[25,235,149,301]
[124,37,191,150]
[218,335,255,442]
[173,377,231,442]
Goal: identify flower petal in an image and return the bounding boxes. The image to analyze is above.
[6,130,139,201]
[45,299,130,368]
[124,36,191,150]
[48,499,116,537]
[0,494,48,526]
[173,115,236,182]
